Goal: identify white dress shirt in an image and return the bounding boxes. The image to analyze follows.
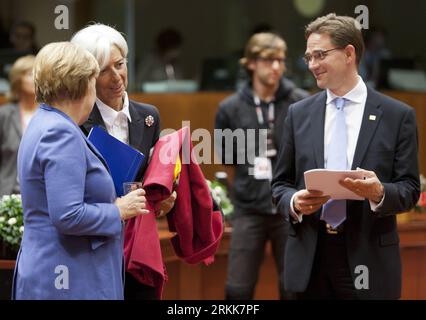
[96,92,132,144]
[290,76,383,222]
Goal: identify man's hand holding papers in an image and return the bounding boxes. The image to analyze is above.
[340,168,385,203]
[293,189,330,216]
[304,168,384,203]
[293,168,385,217]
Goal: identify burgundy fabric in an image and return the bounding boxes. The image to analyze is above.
[123,127,223,298]
[123,205,166,299]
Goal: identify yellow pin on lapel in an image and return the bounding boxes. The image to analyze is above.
[369,115,376,121]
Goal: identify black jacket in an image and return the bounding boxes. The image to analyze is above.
[215,77,309,215]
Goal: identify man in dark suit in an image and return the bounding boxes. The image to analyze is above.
[271,13,420,299]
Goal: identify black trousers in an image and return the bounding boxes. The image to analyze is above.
[225,214,293,300]
[124,272,157,300]
[299,222,359,300]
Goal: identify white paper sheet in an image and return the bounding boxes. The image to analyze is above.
[304,169,365,200]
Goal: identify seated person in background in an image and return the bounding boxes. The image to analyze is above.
[0,21,39,79]
[200,23,276,91]
[13,41,148,299]
[0,55,37,196]
[8,21,39,55]
[136,28,184,88]
[359,28,391,88]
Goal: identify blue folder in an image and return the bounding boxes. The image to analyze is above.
[87,126,145,196]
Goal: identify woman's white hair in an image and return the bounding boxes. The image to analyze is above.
[71,23,128,70]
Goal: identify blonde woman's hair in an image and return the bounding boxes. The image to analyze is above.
[7,55,35,102]
[34,41,99,105]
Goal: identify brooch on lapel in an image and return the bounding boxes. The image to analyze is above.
[145,115,155,127]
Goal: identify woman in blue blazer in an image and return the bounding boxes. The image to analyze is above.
[13,42,148,300]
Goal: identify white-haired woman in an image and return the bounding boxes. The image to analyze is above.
[71,24,176,300]
[13,42,148,300]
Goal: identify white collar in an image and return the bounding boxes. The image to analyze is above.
[96,92,132,123]
[326,76,367,104]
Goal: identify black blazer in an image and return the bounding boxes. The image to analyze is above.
[271,87,420,299]
[80,100,161,182]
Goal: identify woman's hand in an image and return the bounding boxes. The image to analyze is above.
[156,191,177,218]
[115,188,149,221]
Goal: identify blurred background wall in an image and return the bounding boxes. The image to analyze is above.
[0,0,425,92]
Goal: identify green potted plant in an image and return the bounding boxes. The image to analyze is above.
[206,179,234,222]
[0,194,23,259]
[414,174,426,213]
[399,174,426,223]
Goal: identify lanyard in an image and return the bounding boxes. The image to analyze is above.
[254,95,275,129]
[254,95,277,158]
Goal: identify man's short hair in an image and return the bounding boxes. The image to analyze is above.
[34,42,99,105]
[305,13,365,65]
[240,32,287,75]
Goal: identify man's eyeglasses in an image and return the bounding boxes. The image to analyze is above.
[303,48,342,65]
[256,57,285,65]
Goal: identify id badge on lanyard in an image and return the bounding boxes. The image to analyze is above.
[253,95,275,180]
[253,156,273,180]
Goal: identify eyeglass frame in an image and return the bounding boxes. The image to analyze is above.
[255,56,286,65]
[303,47,343,65]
